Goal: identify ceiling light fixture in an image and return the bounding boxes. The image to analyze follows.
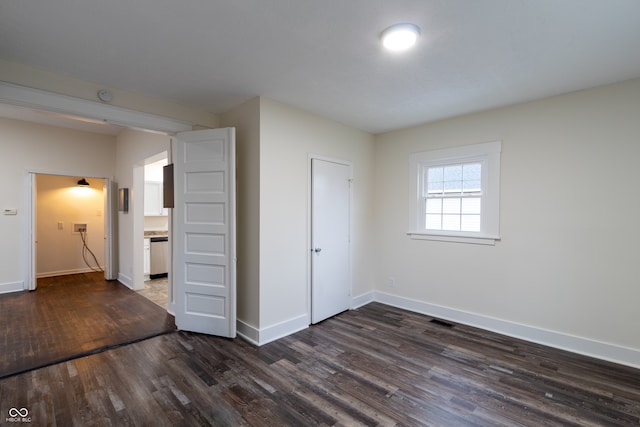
[381,23,421,51]
[77,178,90,186]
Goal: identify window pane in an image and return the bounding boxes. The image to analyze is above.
[462,179,481,192]
[428,167,443,183]
[442,198,461,214]
[443,165,462,193]
[425,214,442,230]
[444,180,462,193]
[442,214,460,231]
[426,198,442,214]
[461,214,481,231]
[461,198,481,214]
[427,180,443,194]
[443,165,462,181]
[462,163,481,192]
[463,163,481,180]
[426,167,443,194]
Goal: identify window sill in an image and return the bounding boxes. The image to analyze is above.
[407,231,499,246]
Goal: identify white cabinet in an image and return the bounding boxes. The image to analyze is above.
[144,181,167,216]
[143,238,151,278]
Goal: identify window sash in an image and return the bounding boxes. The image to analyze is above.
[424,197,482,232]
[424,162,482,197]
[422,162,483,232]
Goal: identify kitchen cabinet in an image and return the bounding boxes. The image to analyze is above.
[144,181,168,216]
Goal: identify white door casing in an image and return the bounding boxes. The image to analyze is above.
[173,128,236,337]
[25,172,36,290]
[25,173,115,290]
[103,178,116,281]
[311,158,351,324]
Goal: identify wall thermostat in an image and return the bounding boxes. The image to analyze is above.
[97,89,113,103]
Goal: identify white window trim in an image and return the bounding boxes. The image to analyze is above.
[408,141,501,245]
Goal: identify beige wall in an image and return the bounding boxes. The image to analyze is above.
[259,98,376,331]
[115,129,170,288]
[222,97,376,341]
[0,117,116,292]
[220,97,262,327]
[36,174,105,277]
[373,78,640,361]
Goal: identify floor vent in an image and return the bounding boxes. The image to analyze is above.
[430,318,454,328]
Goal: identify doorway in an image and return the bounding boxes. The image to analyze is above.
[35,174,107,279]
[136,153,170,310]
[310,156,352,324]
[26,172,115,290]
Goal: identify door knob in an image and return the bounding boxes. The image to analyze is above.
[314,248,322,253]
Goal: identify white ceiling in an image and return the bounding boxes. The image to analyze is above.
[1,0,640,134]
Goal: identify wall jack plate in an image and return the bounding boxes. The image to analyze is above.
[74,223,87,233]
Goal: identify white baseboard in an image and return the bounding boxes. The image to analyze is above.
[229,290,640,369]
[351,291,375,309]
[236,319,260,345]
[237,314,309,346]
[0,281,24,294]
[117,272,133,289]
[37,267,104,278]
[374,291,640,370]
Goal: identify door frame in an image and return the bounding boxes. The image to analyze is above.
[25,171,115,290]
[133,150,174,314]
[307,154,353,325]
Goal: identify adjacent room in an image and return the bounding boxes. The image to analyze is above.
[1,1,639,425]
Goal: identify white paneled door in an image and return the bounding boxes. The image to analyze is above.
[311,158,351,324]
[174,128,236,337]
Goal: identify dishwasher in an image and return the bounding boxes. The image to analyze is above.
[149,236,168,279]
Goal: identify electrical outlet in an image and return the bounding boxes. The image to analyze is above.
[388,277,396,288]
[73,223,87,233]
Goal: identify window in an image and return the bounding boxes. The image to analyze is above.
[408,141,501,245]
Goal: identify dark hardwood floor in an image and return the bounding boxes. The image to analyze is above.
[0,272,175,379]
[1,302,638,426]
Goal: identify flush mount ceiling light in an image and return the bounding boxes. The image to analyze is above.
[381,23,421,51]
[77,178,90,186]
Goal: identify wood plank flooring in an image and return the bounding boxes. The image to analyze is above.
[0,272,175,378]
[1,302,639,426]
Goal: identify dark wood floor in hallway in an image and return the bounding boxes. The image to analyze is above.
[0,272,175,379]
[1,302,639,426]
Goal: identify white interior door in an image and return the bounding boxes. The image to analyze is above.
[311,158,351,324]
[173,128,236,337]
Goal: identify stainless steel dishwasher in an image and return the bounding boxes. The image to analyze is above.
[149,236,168,279]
